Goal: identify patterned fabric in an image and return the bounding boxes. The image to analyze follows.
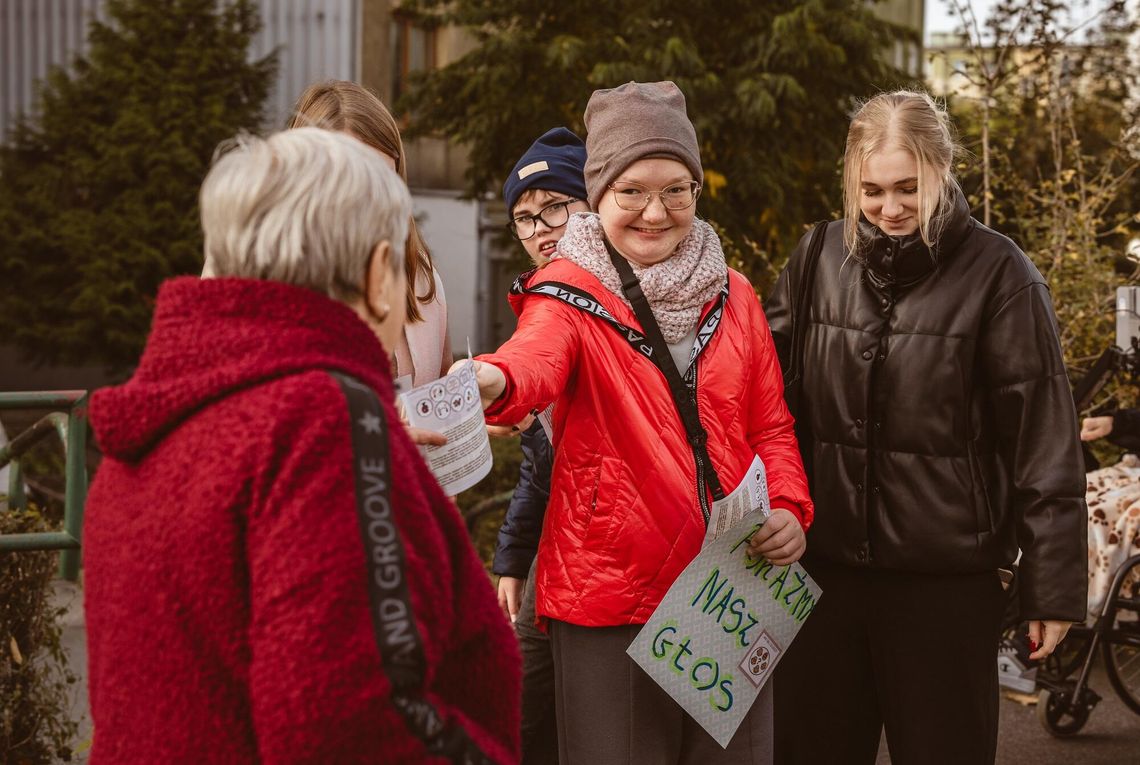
[1086,454,1140,621]
[554,212,727,343]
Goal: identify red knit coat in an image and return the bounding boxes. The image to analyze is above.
[84,277,520,765]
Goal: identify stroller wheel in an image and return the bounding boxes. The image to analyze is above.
[1102,617,1140,714]
[1037,688,1093,737]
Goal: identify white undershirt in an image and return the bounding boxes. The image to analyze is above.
[667,325,699,376]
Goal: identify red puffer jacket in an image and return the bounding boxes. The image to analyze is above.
[480,260,812,627]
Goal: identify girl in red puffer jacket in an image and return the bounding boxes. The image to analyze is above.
[468,81,812,765]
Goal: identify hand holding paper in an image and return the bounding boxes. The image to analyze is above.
[449,359,506,409]
[747,509,806,566]
[405,426,447,447]
[399,360,493,495]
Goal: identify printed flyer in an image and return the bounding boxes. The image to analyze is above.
[398,359,492,495]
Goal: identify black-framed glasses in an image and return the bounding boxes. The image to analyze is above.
[608,180,701,212]
[507,199,579,240]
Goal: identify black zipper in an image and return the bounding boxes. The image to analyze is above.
[689,365,712,525]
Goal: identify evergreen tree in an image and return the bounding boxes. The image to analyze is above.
[0,0,276,370]
[399,0,911,277]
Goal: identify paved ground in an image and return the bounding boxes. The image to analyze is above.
[875,665,1140,764]
[51,578,1140,764]
[53,580,92,764]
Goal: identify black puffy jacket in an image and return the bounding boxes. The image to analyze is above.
[765,190,1087,621]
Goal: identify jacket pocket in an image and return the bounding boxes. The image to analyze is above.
[967,440,995,533]
[583,456,620,549]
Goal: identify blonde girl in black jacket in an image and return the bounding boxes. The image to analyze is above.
[765,90,1086,765]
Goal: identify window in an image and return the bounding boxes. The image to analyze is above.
[390,17,436,104]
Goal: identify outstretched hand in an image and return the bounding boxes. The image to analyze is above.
[450,359,506,409]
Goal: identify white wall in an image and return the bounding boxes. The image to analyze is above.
[411,191,484,354]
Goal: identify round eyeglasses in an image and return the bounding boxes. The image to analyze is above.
[608,181,701,212]
[507,199,579,241]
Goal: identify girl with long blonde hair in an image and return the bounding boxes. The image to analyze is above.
[766,90,1086,764]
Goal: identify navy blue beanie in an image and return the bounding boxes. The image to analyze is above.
[503,127,588,213]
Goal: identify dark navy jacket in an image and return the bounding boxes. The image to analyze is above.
[492,420,553,578]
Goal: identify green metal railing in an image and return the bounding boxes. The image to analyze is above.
[0,391,89,581]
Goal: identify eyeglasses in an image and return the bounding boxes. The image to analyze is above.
[608,181,701,212]
[507,199,579,241]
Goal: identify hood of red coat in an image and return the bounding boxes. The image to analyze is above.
[91,277,392,462]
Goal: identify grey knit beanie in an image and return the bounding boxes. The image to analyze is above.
[583,81,703,211]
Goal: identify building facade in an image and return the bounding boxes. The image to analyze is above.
[0,0,927,377]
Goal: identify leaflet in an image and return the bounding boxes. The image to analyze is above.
[398,360,492,495]
[705,455,770,543]
[536,404,555,443]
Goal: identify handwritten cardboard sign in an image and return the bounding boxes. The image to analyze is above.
[627,509,821,748]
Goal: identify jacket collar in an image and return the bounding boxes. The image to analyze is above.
[859,186,973,290]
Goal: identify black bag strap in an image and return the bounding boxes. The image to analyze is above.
[329,371,497,765]
[785,221,829,389]
[602,240,726,502]
[508,270,728,370]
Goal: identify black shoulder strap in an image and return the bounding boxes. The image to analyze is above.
[602,240,726,503]
[785,221,828,389]
[509,270,728,370]
[329,371,497,765]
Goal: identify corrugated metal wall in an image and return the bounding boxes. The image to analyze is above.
[1,0,105,144]
[251,0,359,129]
[0,0,359,144]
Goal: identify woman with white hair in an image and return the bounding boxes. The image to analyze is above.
[83,127,520,765]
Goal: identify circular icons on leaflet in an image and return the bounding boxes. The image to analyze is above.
[408,364,481,423]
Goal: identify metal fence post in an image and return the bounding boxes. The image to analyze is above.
[60,393,88,581]
[0,392,88,580]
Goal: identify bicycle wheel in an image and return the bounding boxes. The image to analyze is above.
[1103,618,1140,714]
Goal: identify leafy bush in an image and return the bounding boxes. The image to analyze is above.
[0,0,276,371]
[0,505,78,764]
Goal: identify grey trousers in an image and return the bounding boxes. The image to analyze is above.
[517,559,559,765]
[550,619,773,765]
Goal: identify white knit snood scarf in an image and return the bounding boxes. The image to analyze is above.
[553,213,727,343]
